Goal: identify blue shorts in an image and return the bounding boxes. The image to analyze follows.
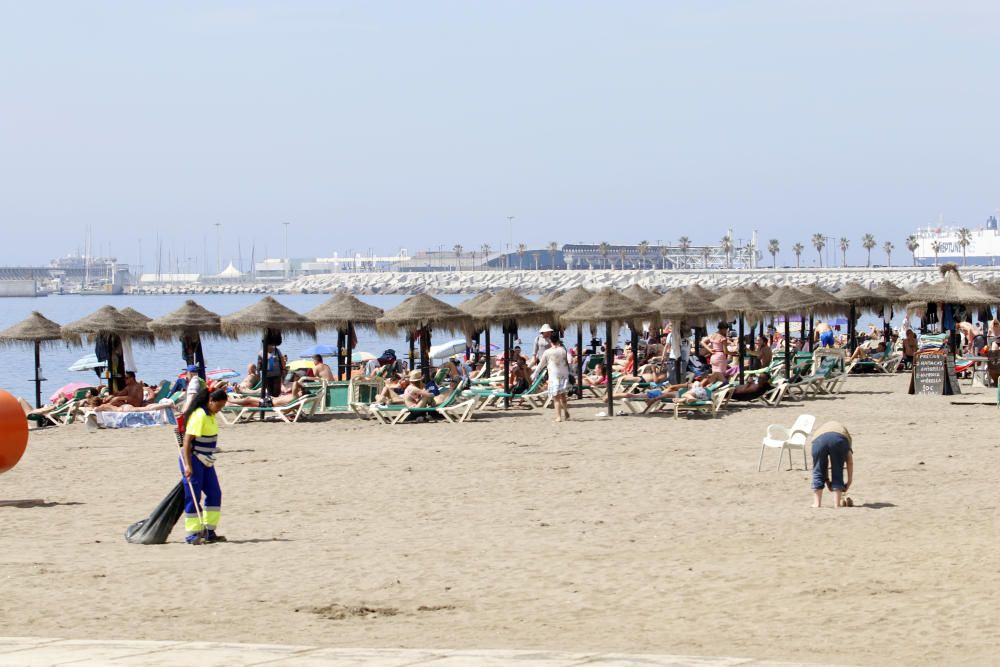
[820,331,835,347]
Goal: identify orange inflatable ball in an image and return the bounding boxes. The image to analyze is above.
[0,389,28,474]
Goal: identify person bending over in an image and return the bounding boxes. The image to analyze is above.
[810,421,854,508]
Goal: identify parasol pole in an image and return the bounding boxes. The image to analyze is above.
[738,315,745,384]
[848,304,856,352]
[576,325,584,400]
[484,327,491,380]
[605,321,614,416]
[34,340,42,409]
[408,332,415,373]
[345,322,355,381]
[503,323,511,409]
[336,330,345,381]
[259,331,268,421]
[630,326,639,373]
[784,315,791,380]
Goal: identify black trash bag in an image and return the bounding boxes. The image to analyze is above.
[125,481,185,544]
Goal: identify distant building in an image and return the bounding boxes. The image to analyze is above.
[913,217,1000,266]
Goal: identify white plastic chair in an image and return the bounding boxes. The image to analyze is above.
[758,414,815,471]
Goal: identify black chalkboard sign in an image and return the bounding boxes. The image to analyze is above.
[910,352,952,395]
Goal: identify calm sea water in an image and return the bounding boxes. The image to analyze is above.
[0,293,568,401]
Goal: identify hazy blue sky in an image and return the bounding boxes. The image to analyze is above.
[2,1,999,270]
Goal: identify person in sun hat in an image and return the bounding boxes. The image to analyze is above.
[531,324,555,366]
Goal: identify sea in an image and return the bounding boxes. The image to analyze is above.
[0,293,558,402]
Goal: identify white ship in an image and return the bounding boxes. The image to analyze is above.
[913,216,1000,266]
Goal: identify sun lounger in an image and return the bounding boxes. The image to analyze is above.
[466,370,547,409]
[27,387,95,427]
[367,382,474,424]
[219,394,317,424]
[672,385,733,420]
[750,379,790,407]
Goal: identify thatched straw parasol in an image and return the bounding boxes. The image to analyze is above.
[651,289,724,382]
[686,283,718,302]
[0,312,72,409]
[712,288,772,383]
[62,305,157,393]
[466,289,555,407]
[306,293,384,380]
[119,307,152,328]
[535,290,564,306]
[149,300,229,381]
[562,288,658,416]
[148,300,225,340]
[871,281,909,304]
[765,287,814,379]
[833,282,889,351]
[458,292,496,373]
[547,286,592,398]
[620,285,662,364]
[377,294,472,381]
[904,264,994,308]
[221,297,317,404]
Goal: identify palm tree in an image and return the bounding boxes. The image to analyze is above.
[792,242,804,268]
[956,227,972,265]
[516,243,527,270]
[767,239,780,268]
[861,233,876,267]
[882,241,894,267]
[637,240,650,269]
[480,244,491,271]
[677,237,691,270]
[617,248,626,270]
[532,251,541,270]
[720,234,734,268]
[547,241,559,269]
[598,242,611,269]
[453,244,463,271]
[931,240,942,265]
[905,235,919,266]
[701,246,711,269]
[659,246,670,270]
[811,233,826,267]
[839,237,850,267]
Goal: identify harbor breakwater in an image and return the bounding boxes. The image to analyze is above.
[130,266,1000,296]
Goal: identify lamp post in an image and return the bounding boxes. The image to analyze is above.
[507,215,515,270]
[282,222,290,279]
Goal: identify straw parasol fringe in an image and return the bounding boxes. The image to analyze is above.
[549,286,592,320]
[220,296,317,338]
[796,285,848,317]
[834,282,886,309]
[711,287,772,321]
[651,289,723,322]
[306,293,384,332]
[376,293,472,336]
[148,300,229,341]
[465,289,554,329]
[62,305,156,342]
[0,311,75,348]
[904,264,994,308]
[560,287,658,328]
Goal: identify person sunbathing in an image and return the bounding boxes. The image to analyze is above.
[86,394,174,413]
[582,362,609,387]
[728,373,774,402]
[402,370,460,410]
[237,363,260,393]
[672,381,710,404]
[103,371,144,408]
[375,375,410,405]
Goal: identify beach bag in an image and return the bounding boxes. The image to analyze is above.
[124,482,185,545]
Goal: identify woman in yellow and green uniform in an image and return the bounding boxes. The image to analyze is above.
[180,387,228,545]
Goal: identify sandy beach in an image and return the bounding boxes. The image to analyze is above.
[1,373,996,666]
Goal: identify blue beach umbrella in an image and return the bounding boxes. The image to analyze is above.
[300,344,339,357]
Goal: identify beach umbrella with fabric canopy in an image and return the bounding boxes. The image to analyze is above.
[0,311,75,409]
[148,300,229,382]
[466,289,554,408]
[68,353,106,372]
[562,288,658,417]
[651,289,724,383]
[549,286,593,399]
[764,287,814,380]
[63,305,156,392]
[299,344,338,358]
[306,292,384,381]
[712,287,772,383]
[835,282,887,351]
[221,297,316,405]
[377,294,471,382]
[459,292,496,372]
[48,381,92,404]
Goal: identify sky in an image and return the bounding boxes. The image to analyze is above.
[2,1,1000,270]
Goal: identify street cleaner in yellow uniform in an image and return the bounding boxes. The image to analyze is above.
[180,387,228,545]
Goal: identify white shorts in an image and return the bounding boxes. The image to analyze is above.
[548,377,570,397]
